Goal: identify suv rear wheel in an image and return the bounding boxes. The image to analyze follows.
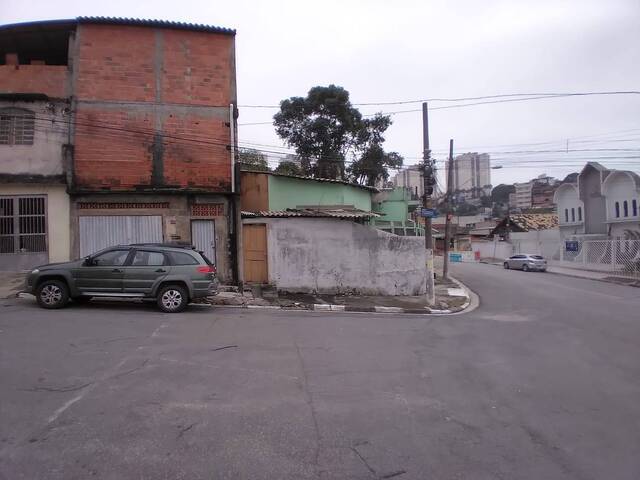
[36,279,70,309]
[157,284,188,313]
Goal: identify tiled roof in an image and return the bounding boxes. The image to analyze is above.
[242,208,380,219]
[241,170,379,192]
[77,16,235,35]
[510,213,558,231]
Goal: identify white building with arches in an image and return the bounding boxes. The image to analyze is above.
[554,162,640,240]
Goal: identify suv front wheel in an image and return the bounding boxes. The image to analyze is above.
[36,279,70,309]
[157,284,188,313]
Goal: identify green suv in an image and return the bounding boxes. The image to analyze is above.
[25,244,219,313]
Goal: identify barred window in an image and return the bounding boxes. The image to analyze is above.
[0,196,46,254]
[0,108,35,145]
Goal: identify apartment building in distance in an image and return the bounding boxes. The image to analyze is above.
[0,17,239,280]
[511,174,558,211]
[392,165,424,200]
[447,152,491,201]
[531,175,558,209]
[513,181,533,210]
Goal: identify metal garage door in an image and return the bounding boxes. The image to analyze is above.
[191,220,216,266]
[79,216,163,257]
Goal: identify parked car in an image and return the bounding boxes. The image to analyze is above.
[503,254,547,272]
[25,243,219,312]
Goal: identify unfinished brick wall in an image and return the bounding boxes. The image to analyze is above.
[73,23,234,192]
[73,108,153,188]
[0,65,69,98]
[161,30,234,106]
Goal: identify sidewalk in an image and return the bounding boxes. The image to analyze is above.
[4,270,473,314]
[0,272,25,299]
[205,276,472,314]
[480,259,640,287]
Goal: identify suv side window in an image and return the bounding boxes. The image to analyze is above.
[168,251,199,265]
[92,249,130,266]
[131,250,167,266]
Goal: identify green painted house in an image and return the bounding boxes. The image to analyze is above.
[241,170,375,214]
[241,170,422,235]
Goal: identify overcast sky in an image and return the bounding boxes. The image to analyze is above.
[2,0,639,186]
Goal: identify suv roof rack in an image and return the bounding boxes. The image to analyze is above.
[129,242,196,249]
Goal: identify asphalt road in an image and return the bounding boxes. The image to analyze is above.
[1,264,639,480]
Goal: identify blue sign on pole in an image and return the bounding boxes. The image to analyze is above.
[565,241,579,252]
[420,208,438,218]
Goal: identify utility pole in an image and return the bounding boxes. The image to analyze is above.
[443,139,454,280]
[422,103,435,305]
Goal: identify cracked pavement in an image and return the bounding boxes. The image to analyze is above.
[1,262,640,479]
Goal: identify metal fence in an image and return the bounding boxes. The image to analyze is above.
[370,219,425,236]
[558,239,640,277]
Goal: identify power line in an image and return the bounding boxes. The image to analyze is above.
[30,115,640,175]
[239,91,640,109]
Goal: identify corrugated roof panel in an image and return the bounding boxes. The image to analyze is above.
[242,208,380,219]
[77,16,236,35]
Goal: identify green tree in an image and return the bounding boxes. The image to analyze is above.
[491,184,515,204]
[273,85,363,179]
[455,202,479,215]
[274,160,302,176]
[274,85,402,183]
[348,114,403,186]
[238,148,270,171]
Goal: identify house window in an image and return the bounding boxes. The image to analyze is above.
[623,200,629,217]
[633,199,638,217]
[578,206,582,221]
[571,208,575,222]
[615,201,620,218]
[564,208,569,223]
[0,108,35,146]
[0,196,47,253]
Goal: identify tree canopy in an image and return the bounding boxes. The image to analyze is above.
[238,148,270,172]
[273,85,402,184]
[274,161,303,176]
[491,184,515,204]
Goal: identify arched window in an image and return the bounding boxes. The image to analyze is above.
[0,108,35,145]
[578,206,582,221]
[623,200,629,217]
[564,208,569,222]
[633,199,638,217]
[615,202,620,218]
[571,208,575,222]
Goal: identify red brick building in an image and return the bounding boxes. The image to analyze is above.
[0,17,239,280]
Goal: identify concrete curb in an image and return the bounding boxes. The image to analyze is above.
[12,284,477,315]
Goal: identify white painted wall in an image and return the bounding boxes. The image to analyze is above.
[510,229,561,259]
[602,171,639,224]
[554,183,584,230]
[0,184,70,263]
[0,101,68,176]
[247,218,427,295]
[472,239,513,260]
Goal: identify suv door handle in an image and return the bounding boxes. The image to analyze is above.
[155,268,167,273]
[112,268,123,273]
